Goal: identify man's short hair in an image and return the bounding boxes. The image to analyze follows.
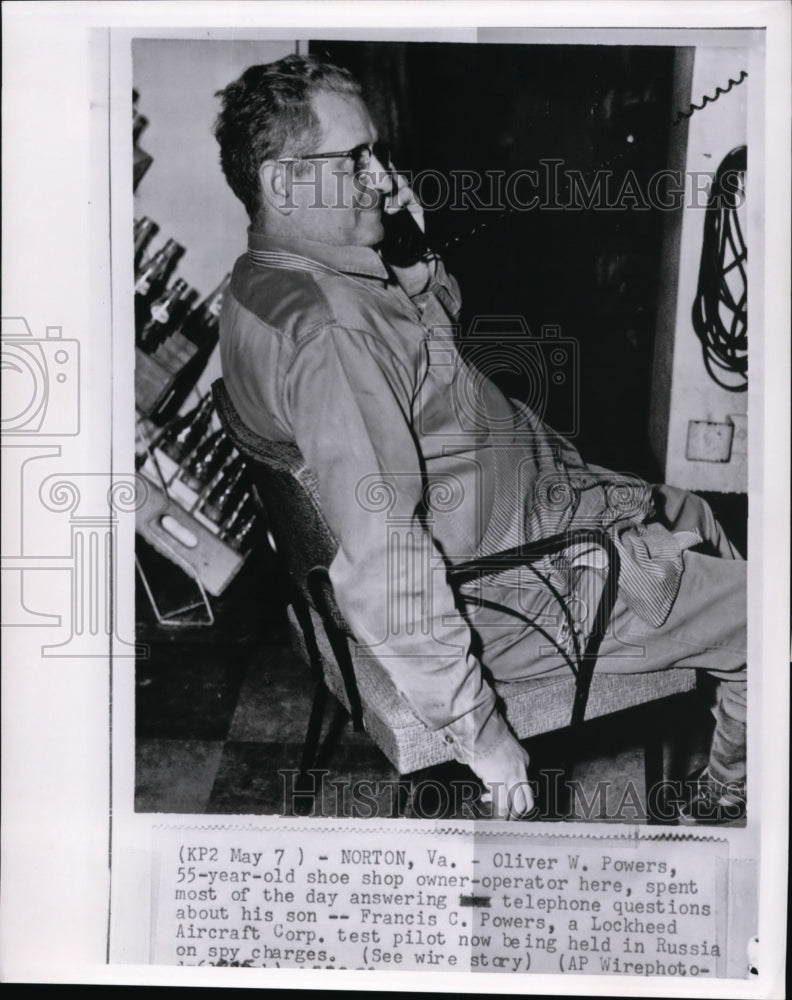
[214,54,362,222]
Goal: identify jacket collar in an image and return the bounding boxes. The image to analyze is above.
[247,229,390,284]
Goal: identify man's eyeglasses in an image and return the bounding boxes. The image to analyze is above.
[280,141,392,176]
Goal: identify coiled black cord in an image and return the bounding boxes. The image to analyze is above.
[671,70,748,127]
[691,145,748,391]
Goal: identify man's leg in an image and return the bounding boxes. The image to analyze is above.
[481,488,747,806]
[651,484,744,561]
[648,485,746,797]
[595,547,746,792]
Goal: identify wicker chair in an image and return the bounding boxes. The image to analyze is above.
[213,378,696,819]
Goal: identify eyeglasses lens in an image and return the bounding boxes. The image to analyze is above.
[354,142,391,173]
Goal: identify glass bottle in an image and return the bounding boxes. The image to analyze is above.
[224,504,259,553]
[175,430,235,494]
[221,491,257,548]
[197,454,249,526]
[133,108,153,191]
[133,216,159,272]
[157,394,214,467]
[180,273,231,349]
[146,275,228,425]
[160,287,198,350]
[134,238,185,333]
[138,278,189,352]
[133,110,148,145]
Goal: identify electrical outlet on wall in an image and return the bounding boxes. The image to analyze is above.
[686,420,734,462]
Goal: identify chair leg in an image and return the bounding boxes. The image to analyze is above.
[540,761,568,821]
[289,593,324,683]
[315,700,350,768]
[557,719,587,820]
[643,713,665,826]
[324,624,364,733]
[392,776,414,819]
[297,680,328,796]
[666,689,704,785]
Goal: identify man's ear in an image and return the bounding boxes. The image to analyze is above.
[259,160,294,215]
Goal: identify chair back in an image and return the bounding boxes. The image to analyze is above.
[212,378,338,610]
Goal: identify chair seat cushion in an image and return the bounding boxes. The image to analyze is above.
[287,607,697,775]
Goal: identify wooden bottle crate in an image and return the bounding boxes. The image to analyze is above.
[136,449,250,597]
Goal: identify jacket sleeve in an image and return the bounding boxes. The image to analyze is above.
[282,320,514,768]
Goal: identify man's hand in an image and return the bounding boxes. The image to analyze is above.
[472,734,535,820]
[384,164,425,233]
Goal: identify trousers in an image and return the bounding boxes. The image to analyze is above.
[479,485,747,789]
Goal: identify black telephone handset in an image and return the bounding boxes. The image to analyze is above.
[379,206,430,268]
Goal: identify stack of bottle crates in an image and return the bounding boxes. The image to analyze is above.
[136,393,259,596]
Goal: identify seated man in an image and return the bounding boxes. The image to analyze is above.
[213,54,746,823]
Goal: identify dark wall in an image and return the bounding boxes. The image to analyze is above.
[311,41,680,477]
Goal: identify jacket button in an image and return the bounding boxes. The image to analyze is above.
[444,734,454,744]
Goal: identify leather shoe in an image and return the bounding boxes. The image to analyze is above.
[676,766,746,826]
